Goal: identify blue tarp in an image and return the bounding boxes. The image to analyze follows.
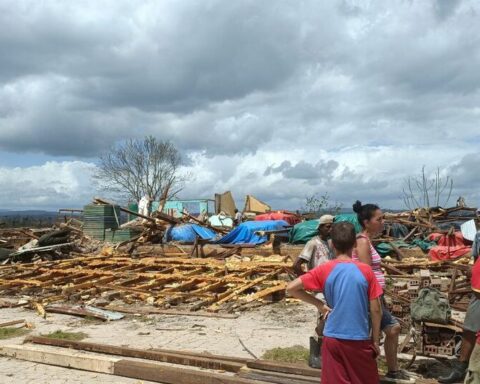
[166,224,217,243]
[217,220,289,245]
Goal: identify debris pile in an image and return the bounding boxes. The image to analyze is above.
[379,255,472,360]
[0,252,290,313]
[370,206,479,262]
[382,257,471,318]
[0,222,102,265]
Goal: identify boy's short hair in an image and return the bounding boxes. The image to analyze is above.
[331,222,356,253]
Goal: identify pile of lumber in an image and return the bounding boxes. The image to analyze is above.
[0,336,437,384]
[384,206,478,232]
[0,253,291,313]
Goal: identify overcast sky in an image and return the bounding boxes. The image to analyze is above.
[1,0,479,211]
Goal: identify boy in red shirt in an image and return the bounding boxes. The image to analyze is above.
[287,222,383,384]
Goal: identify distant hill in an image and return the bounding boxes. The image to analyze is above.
[0,210,57,217]
[0,210,59,228]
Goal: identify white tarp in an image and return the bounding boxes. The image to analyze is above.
[461,219,477,242]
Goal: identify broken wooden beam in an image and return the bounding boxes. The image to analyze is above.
[390,243,405,261]
[94,197,180,225]
[0,319,25,327]
[182,212,229,234]
[381,262,408,276]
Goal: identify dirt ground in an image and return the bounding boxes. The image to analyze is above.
[0,300,452,383]
[0,300,316,383]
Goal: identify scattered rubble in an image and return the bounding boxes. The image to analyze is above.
[0,199,478,371]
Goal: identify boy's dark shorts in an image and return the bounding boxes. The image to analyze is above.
[464,296,480,333]
[380,295,399,330]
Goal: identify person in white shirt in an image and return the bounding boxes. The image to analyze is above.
[292,214,334,369]
[234,209,243,226]
[138,194,151,217]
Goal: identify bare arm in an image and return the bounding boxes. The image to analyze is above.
[356,237,372,266]
[293,258,307,276]
[369,297,382,357]
[294,241,314,276]
[286,278,331,317]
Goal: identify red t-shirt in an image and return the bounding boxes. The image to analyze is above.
[472,258,480,293]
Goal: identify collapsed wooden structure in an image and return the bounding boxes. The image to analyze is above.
[0,253,290,313]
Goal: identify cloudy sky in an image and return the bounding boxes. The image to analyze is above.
[1,0,479,211]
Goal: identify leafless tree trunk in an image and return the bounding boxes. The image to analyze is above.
[93,136,188,202]
[402,166,453,209]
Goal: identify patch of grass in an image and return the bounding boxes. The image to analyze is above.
[0,327,30,340]
[262,345,309,364]
[377,357,388,374]
[83,316,102,322]
[41,330,88,341]
[78,316,104,325]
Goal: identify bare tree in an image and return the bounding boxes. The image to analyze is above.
[301,193,343,216]
[94,136,188,202]
[402,166,453,209]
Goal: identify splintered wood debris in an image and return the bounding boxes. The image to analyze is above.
[0,253,290,313]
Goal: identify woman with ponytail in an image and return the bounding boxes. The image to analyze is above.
[352,201,413,383]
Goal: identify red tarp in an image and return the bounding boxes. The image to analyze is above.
[428,232,471,261]
[255,211,300,226]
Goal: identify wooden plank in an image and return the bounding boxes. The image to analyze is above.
[0,319,25,327]
[245,283,287,303]
[398,332,412,353]
[62,276,116,294]
[27,337,244,373]
[0,344,118,374]
[381,262,408,276]
[238,367,318,384]
[149,348,251,365]
[402,227,418,242]
[114,359,267,384]
[390,243,405,261]
[4,343,270,384]
[246,360,319,378]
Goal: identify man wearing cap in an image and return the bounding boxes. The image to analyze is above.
[293,215,335,275]
[292,214,334,369]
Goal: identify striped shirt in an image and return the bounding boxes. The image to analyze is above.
[352,234,385,288]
